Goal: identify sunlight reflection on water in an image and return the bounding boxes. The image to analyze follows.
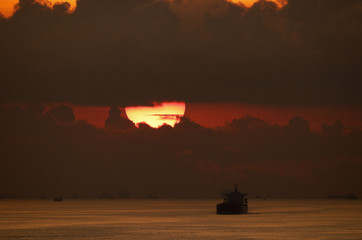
[1,199,362,239]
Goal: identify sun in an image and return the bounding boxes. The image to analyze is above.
[125,102,186,128]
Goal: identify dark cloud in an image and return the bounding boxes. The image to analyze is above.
[0,0,361,106]
[47,105,75,123]
[104,106,135,130]
[321,120,345,136]
[52,2,72,14]
[0,105,361,198]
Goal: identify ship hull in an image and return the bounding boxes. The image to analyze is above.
[216,203,248,215]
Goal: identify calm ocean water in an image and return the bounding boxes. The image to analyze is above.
[0,199,361,239]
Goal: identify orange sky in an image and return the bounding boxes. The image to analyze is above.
[0,0,77,17]
[229,0,286,7]
[0,0,285,18]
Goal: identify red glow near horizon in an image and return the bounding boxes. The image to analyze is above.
[185,103,362,130]
[3,102,360,131]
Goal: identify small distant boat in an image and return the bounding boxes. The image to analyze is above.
[327,193,358,199]
[53,197,63,202]
[217,185,248,215]
[72,194,80,199]
[149,194,158,199]
[98,193,114,199]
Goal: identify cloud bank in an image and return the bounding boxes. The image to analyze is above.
[0,105,361,198]
[0,0,361,106]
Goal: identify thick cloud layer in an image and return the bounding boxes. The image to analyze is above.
[0,105,361,198]
[0,0,361,106]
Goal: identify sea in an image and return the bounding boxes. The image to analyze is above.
[1,199,362,239]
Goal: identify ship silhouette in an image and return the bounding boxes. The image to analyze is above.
[217,185,248,214]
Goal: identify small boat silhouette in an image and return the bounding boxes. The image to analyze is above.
[53,197,63,202]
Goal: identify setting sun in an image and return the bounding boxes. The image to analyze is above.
[125,102,186,128]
